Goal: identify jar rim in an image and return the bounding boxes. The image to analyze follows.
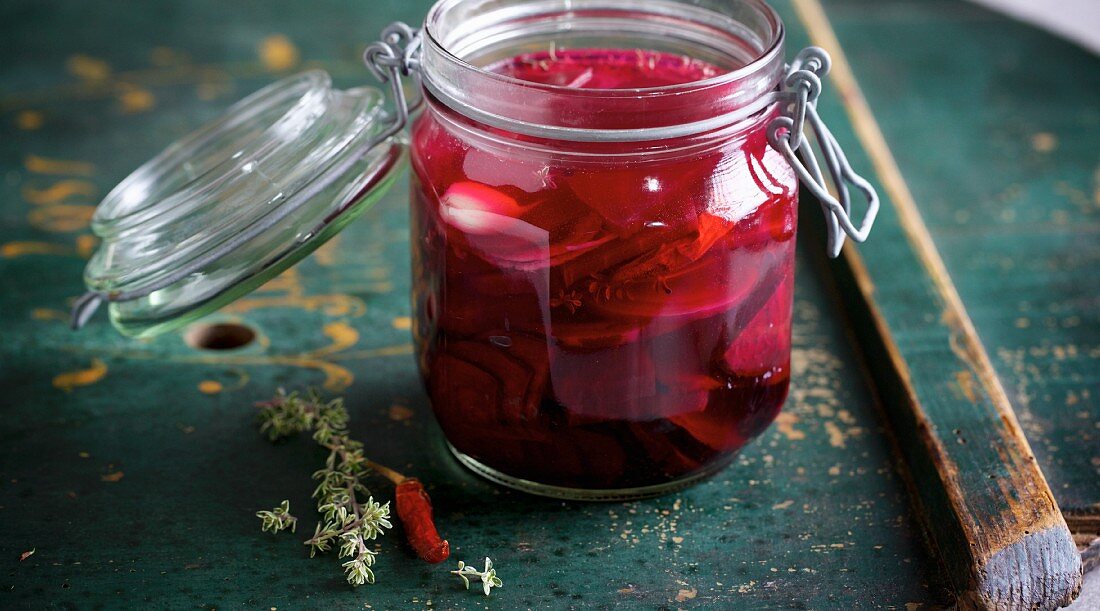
[423,0,784,96]
[420,0,787,139]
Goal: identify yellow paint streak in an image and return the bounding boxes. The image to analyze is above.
[117,84,156,114]
[149,47,189,67]
[330,344,414,360]
[1029,132,1057,153]
[15,110,44,130]
[198,380,224,395]
[196,79,233,101]
[53,358,108,392]
[56,336,413,398]
[28,205,95,232]
[1093,166,1100,207]
[101,471,125,482]
[310,322,360,358]
[0,60,289,113]
[775,411,806,441]
[824,421,846,449]
[22,180,96,205]
[2,241,72,258]
[391,316,412,330]
[223,294,367,317]
[258,34,300,72]
[674,588,697,602]
[76,234,98,258]
[314,361,354,392]
[313,236,340,265]
[220,267,366,317]
[66,55,112,80]
[32,308,70,321]
[1053,181,1093,216]
[956,370,980,404]
[24,155,95,176]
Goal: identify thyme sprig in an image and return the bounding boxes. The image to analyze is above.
[452,557,503,596]
[256,500,297,534]
[256,389,393,586]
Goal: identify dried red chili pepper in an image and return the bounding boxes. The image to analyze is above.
[368,460,450,564]
[395,478,450,563]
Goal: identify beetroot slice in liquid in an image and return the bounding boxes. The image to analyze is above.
[414,47,797,489]
[484,49,722,89]
[444,337,549,425]
[441,182,616,270]
[722,267,793,377]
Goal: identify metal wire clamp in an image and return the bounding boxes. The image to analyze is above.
[768,47,879,258]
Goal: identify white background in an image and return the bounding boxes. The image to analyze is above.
[969,0,1100,55]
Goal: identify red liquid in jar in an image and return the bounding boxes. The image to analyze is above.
[410,49,797,490]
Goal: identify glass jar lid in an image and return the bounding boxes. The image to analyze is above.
[77,70,405,337]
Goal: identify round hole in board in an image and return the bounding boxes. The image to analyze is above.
[184,323,256,351]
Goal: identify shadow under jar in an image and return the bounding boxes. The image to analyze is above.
[410,0,799,499]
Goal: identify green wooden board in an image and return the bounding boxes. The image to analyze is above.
[823,0,1100,518]
[1,0,1094,607]
[779,0,1087,605]
[0,1,948,607]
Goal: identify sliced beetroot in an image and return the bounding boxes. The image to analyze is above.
[623,419,720,479]
[668,408,744,453]
[553,222,687,289]
[528,201,617,269]
[444,337,549,424]
[411,47,799,492]
[552,211,784,322]
[550,342,657,422]
[722,259,794,377]
[587,239,779,320]
[483,49,723,89]
[716,194,797,252]
[550,329,717,424]
[461,146,560,194]
[436,260,549,339]
[428,353,501,428]
[562,160,714,232]
[411,114,468,191]
[549,319,643,350]
[438,181,608,270]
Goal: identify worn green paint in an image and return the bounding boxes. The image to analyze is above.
[0,1,950,607]
[821,0,1099,517]
[780,1,1089,606]
[2,0,1094,607]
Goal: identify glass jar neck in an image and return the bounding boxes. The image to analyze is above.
[420,0,785,140]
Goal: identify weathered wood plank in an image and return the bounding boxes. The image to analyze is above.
[784,0,1083,607]
[819,0,1100,517]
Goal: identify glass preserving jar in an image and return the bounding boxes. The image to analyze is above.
[75,0,877,500]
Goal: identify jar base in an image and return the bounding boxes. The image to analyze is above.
[447,442,735,501]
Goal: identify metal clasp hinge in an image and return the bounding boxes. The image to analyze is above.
[768,47,879,258]
[362,22,423,144]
